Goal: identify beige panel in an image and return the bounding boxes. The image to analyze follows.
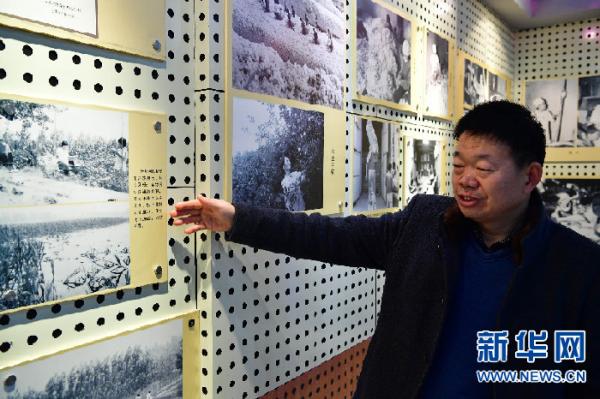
[0,0,166,60]
[129,112,168,285]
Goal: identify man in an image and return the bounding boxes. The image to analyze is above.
[171,101,599,398]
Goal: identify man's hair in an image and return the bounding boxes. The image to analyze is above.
[454,100,546,167]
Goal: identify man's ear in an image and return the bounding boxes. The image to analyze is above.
[525,162,543,192]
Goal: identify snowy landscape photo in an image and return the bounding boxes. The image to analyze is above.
[539,179,600,243]
[525,79,578,146]
[463,58,487,106]
[577,75,600,147]
[404,138,442,204]
[232,0,345,109]
[232,97,324,211]
[1,318,183,399]
[425,31,449,116]
[353,117,399,212]
[357,0,411,105]
[0,99,130,310]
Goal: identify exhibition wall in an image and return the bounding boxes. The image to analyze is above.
[0,0,598,398]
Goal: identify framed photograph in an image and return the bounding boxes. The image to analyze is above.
[525,78,578,147]
[0,96,167,312]
[232,96,324,211]
[538,178,600,244]
[230,0,345,109]
[355,0,415,112]
[423,29,454,120]
[488,72,508,101]
[577,75,600,147]
[351,116,401,214]
[463,57,488,108]
[0,313,199,398]
[0,0,165,60]
[403,135,445,206]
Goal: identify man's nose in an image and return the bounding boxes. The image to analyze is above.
[459,172,479,188]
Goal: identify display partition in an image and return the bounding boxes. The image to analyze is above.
[0,311,200,398]
[353,0,418,114]
[421,27,456,121]
[225,0,346,216]
[0,0,166,60]
[402,131,448,207]
[0,94,168,314]
[521,75,600,162]
[349,115,402,216]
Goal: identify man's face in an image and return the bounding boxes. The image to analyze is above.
[452,132,531,226]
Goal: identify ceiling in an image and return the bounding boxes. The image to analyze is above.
[479,0,600,30]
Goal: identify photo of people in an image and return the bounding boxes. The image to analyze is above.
[357,0,411,105]
[404,138,442,204]
[352,117,400,212]
[525,79,578,146]
[232,97,324,211]
[488,72,507,101]
[232,0,345,109]
[425,31,449,116]
[0,99,130,310]
[463,58,487,106]
[539,179,600,243]
[577,75,600,147]
[0,318,183,398]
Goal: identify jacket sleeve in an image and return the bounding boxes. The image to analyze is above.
[224,199,418,271]
[581,266,600,398]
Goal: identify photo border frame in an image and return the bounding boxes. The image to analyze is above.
[349,114,403,217]
[352,0,418,114]
[420,26,456,121]
[402,131,448,207]
[0,311,200,398]
[0,93,168,315]
[519,75,600,162]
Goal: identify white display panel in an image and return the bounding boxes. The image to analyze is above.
[0,0,97,36]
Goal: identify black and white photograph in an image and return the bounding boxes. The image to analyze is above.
[232,97,324,211]
[1,318,183,399]
[352,117,400,212]
[425,31,449,116]
[0,99,130,310]
[577,75,600,147]
[232,0,345,109]
[404,138,442,204]
[463,58,487,106]
[357,0,411,105]
[525,79,578,146]
[539,179,600,243]
[488,72,507,101]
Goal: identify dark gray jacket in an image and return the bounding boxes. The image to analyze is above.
[226,194,600,398]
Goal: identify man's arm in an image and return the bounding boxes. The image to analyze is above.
[171,195,417,271]
[224,201,414,270]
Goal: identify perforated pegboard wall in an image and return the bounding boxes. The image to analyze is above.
[0,0,196,374]
[193,0,515,398]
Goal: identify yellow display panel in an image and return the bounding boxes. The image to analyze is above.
[0,94,167,314]
[349,114,402,216]
[456,51,513,122]
[225,90,346,216]
[402,130,448,207]
[0,0,166,60]
[0,312,199,398]
[353,0,417,114]
[520,76,600,162]
[420,26,456,121]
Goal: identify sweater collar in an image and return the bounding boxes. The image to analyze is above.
[442,190,550,266]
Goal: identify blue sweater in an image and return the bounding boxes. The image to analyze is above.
[420,234,517,398]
